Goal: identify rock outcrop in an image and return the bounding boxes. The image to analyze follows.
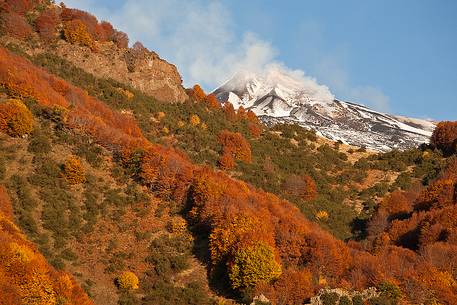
[308,288,379,305]
[52,40,188,103]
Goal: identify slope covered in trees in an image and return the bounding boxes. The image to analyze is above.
[0,2,456,305]
[0,185,94,305]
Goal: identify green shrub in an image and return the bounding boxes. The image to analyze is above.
[146,235,192,279]
[339,295,352,305]
[60,248,78,261]
[378,281,401,304]
[0,155,6,181]
[321,292,339,305]
[118,291,140,305]
[352,295,364,305]
[391,172,412,190]
[28,128,52,154]
[104,188,126,207]
[142,280,212,305]
[28,158,62,188]
[76,141,103,167]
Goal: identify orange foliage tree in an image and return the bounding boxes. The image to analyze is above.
[63,156,86,184]
[217,130,251,165]
[248,122,262,138]
[380,190,412,217]
[205,93,221,109]
[223,102,237,121]
[187,84,206,101]
[256,268,314,305]
[0,185,13,219]
[0,99,34,137]
[217,152,236,170]
[246,110,260,124]
[60,7,124,44]
[431,121,457,155]
[61,7,99,39]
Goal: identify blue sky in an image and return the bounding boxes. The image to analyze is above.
[64,0,457,120]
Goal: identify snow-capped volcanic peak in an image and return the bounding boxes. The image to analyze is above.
[213,66,435,152]
[214,64,335,112]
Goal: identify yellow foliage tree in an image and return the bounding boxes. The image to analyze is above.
[315,210,329,221]
[189,114,201,126]
[156,111,166,121]
[228,241,282,289]
[63,20,96,51]
[167,217,187,234]
[63,156,86,185]
[209,215,259,265]
[0,99,34,137]
[116,271,139,290]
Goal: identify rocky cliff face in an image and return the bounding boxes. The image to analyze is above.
[52,40,188,103]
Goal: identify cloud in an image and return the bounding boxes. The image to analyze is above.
[63,0,388,111]
[63,0,277,90]
[314,55,390,111]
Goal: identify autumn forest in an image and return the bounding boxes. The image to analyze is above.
[0,1,457,305]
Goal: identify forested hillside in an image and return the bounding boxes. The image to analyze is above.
[0,1,456,305]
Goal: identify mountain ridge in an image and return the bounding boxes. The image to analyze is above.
[213,67,435,151]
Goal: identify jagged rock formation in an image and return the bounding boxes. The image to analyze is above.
[308,288,379,305]
[52,40,188,103]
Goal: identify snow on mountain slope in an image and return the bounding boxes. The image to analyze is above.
[213,66,435,152]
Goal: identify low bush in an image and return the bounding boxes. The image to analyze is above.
[0,99,34,137]
[63,156,86,185]
[116,271,139,290]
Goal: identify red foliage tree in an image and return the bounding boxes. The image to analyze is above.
[3,0,38,15]
[60,7,99,38]
[35,8,60,41]
[0,11,32,39]
[380,190,412,217]
[112,30,129,48]
[282,174,317,201]
[0,185,13,219]
[139,146,194,202]
[218,152,235,170]
[248,122,262,138]
[204,93,220,109]
[97,21,114,42]
[217,130,251,164]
